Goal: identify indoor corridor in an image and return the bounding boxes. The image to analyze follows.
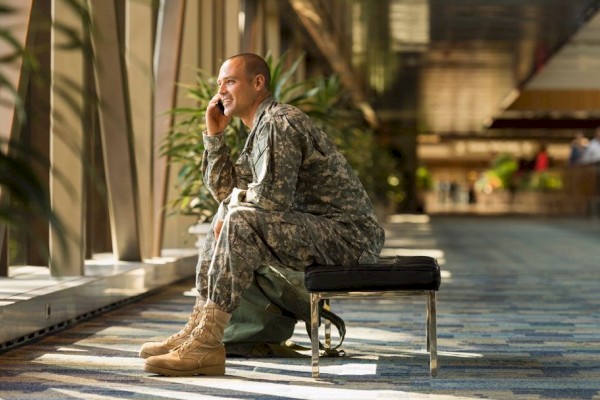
[1,215,599,399]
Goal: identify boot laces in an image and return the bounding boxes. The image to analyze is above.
[165,301,203,344]
[177,308,210,355]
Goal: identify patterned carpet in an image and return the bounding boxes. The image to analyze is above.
[1,216,599,399]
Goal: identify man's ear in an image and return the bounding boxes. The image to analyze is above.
[254,74,266,91]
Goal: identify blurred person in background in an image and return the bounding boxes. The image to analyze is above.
[569,131,589,166]
[580,127,600,165]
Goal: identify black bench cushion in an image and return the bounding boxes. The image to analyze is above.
[304,256,441,292]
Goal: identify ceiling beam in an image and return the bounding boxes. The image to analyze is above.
[489,118,600,130]
[508,89,600,112]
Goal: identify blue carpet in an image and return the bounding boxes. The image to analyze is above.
[1,216,599,399]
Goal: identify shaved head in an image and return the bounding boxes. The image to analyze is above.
[226,53,271,92]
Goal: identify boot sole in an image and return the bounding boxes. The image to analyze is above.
[144,363,225,376]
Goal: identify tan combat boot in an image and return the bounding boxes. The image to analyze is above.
[139,297,206,359]
[143,300,231,376]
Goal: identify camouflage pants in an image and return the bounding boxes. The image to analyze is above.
[195,206,365,313]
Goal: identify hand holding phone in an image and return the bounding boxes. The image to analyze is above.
[217,100,225,115]
[206,97,228,136]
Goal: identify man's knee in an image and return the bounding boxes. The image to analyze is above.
[223,207,265,243]
[224,206,258,227]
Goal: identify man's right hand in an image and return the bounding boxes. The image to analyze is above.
[206,95,229,136]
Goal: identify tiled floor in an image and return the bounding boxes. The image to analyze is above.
[1,215,599,399]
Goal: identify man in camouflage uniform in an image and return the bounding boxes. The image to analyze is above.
[141,53,384,376]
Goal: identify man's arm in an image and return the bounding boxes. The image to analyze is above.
[202,95,239,202]
[202,132,237,202]
[229,119,303,211]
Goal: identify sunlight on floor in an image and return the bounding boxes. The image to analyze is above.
[152,375,484,400]
[388,214,431,224]
[30,347,485,400]
[380,247,445,259]
[26,372,226,400]
[34,353,143,368]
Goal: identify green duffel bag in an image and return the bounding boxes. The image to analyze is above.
[223,264,346,358]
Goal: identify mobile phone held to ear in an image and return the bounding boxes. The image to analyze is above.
[217,100,225,115]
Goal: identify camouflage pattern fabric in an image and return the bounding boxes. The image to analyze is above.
[198,97,385,313]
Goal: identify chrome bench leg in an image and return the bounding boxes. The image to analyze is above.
[323,299,331,349]
[428,291,438,377]
[311,293,321,378]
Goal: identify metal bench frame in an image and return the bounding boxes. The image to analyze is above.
[309,290,438,378]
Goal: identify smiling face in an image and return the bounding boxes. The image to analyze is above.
[217,56,268,128]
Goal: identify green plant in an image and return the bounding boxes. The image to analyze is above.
[476,153,518,192]
[163,52,392,221]
[416,166,433,191]
[529,171,563,191]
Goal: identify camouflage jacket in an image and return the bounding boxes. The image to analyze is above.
[202,96,384,262]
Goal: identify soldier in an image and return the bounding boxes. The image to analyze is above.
[140,53,385,376]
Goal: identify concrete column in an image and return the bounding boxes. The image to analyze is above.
[264,0,280,59]
[224,0,241,57]
[162,0,201,250]
[152,0,186,257]
[241,0,261,54]
[88,0,141,261]
[126,0,154,260]
[49,0,85,275]
[0,0,34,276]
[199,0,215,73]
[25,0,52,267]
[0,0,33,147]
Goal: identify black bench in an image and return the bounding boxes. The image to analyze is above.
[304,255,442,377]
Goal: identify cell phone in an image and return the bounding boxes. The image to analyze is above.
[217,100,225,115]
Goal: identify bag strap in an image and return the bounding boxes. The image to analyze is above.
[291,303,346,355]
[277,299,347,356]
[317,306,346,350]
